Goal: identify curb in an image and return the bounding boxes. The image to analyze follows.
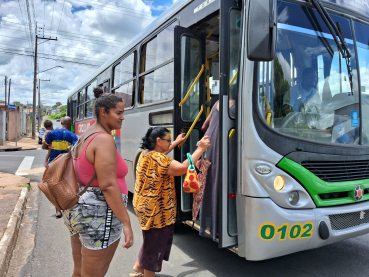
[0,188,29,277]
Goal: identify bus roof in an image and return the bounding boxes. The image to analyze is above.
[67,0,192,99]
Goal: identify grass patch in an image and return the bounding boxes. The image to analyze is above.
[0,186,4,189]
[19,184,32,190]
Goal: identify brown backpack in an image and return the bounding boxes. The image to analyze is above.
[38,132,98,210]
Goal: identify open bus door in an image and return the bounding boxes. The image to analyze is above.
[218,0,241,248]
[173,26,206,221]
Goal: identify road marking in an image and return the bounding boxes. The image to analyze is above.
[15,156,35,176]
[0,155,26,157]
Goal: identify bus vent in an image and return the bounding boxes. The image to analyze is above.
[329,210,369,230]
[319,191,349,200]
[301,160,369,182]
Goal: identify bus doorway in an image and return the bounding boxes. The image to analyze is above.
[174,1,240,248]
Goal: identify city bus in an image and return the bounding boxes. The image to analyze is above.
[67,0,369,260]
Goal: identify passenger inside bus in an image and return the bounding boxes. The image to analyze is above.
[283,67,321,112]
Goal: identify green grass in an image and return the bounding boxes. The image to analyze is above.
[18,184,33,190]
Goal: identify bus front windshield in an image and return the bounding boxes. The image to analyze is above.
[257,0,362,145]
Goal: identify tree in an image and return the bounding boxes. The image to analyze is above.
[13,101,25,107]
[273,57,291,120]
[52,101,62,108]
[60,105,67,117]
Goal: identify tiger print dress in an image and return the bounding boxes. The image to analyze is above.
[133,151,176,230]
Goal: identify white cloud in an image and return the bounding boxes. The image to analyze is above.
[0,0,157,106]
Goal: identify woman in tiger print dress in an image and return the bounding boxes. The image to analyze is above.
[131,127,210,277]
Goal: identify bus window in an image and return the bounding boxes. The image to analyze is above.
[114,81,135,108]
[229,9,241,119]
[86,80,97,118]
[257,1,359,145]
[139,21,177,104]
[180,36,201,122]
[354,21,369,144]
[77,89,85,120]
[113,52,136,88]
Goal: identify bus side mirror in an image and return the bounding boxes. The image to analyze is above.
[247,0,277,61]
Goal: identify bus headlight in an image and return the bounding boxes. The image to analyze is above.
[274,175,285,191]
[289,191,299,205]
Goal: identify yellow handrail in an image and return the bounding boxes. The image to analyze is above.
[229,129,235,139]
[178,105,204,148]
[179,64,204,107]
[262,96,273,127]
[208,51,219,60]
[229,71,238,87]
[205,55,210,117]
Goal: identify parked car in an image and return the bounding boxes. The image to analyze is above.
[38,127,46,144]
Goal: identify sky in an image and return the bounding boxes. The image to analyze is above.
[0,0,178,107]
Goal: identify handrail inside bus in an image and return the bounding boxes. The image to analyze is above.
[178,104,204,148]
[262,96,273,127]
[205,55,210,117]
[208,51,219,60]
[179,64,205,107]
[229,71,238,87]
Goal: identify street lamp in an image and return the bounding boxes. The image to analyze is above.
[32,65,62,139]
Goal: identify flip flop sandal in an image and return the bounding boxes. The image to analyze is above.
[129,273,144,277]
[56,212,62,218]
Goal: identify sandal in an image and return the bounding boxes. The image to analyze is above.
[56,212,62,218]
[129,273,144,277]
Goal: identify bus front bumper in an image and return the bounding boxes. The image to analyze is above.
[240,196,369,260]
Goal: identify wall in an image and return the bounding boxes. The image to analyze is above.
[6,108,20,141]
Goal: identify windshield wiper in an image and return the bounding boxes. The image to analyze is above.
[307,0,354,95]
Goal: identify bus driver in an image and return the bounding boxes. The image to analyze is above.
[283,67,321,112]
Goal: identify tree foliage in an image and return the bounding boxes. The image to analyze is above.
[273,57,292,121]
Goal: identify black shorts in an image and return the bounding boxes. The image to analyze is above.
[138,224,175,272]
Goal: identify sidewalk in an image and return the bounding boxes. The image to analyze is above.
[0,172,31,277]
[0,134,40,151]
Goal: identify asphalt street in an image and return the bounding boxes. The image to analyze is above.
[3,149,369,276]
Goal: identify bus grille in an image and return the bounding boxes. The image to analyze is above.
[301,160,369,182]
[329,210,369,230]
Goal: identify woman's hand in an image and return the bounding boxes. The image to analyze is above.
[175,133,186,144]
[122,224,134,249]
[197,135,210,152]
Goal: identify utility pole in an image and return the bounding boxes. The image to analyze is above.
[32,32,57,139]
[37,79,49,132]
[8,79,11,106]
[4,77,7,106]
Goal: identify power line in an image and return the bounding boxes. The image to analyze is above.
[1,20,127,43]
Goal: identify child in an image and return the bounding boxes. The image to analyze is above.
[42,120,53,166]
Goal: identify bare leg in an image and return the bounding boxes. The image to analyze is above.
[71,234,82,277]
[55,207,62,218]
[133,259,144,274]
[81,238,120,277]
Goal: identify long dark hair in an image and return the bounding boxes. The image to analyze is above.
[140,127,170,150]
[93,87,123,119]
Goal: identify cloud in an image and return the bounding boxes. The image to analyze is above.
[0,0,163,106]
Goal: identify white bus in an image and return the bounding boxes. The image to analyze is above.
[67,0,369,260]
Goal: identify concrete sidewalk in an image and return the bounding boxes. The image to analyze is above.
[0,172,31,277]
[0,134,40,151]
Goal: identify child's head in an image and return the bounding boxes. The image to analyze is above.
[44,120,53,130]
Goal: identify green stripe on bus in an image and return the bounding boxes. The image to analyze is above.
[277,158,369,207]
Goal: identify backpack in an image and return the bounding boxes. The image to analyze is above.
[38,132,98,210]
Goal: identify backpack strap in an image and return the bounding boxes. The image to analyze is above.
[77,173,97,197]
[73,132,101,197]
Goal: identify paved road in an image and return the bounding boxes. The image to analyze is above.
[4,149,369,276]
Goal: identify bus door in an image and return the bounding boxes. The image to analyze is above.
[218,0,241,248]
[173,26,206,221]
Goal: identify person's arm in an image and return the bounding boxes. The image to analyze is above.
[42,131,52,150]
[163,133,186,155]
[166,135,210,176]
[92,134,134,248]
[201,108,214,132]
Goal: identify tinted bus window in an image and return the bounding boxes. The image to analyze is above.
[139,21,177,104]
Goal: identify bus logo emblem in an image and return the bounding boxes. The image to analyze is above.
[354,185,364,201]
